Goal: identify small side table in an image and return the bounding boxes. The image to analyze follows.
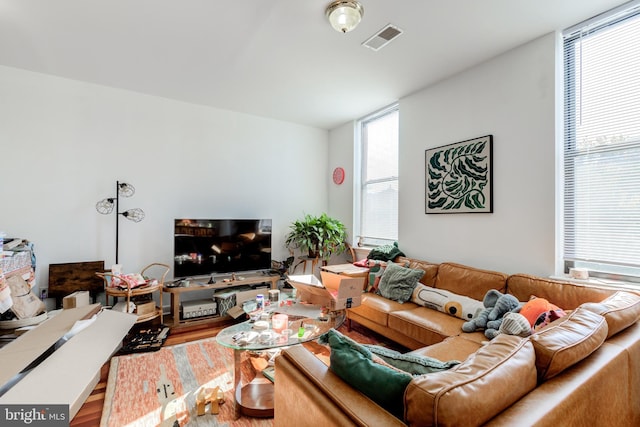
[97,263,169,324]
[297,256,319,274]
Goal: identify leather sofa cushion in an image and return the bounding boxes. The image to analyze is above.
[582,291,640,338]
[396,256,439,286]
[389,307,465,346]
[408,335,482,363]
[405,335,537,426]
[507,274,614,310]
[348,293,418,327]
[530,306,608,382]
[484,341,632,426]
[435,262,508,301]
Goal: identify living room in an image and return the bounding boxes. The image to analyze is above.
[3,0,632,288]
[2,0,640,426]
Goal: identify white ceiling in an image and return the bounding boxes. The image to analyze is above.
[0,0,630,129]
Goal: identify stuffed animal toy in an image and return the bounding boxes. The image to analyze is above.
[484,293,522,338]
[487,312,532,339]
[463,290,525,339]
[461,289,502,333]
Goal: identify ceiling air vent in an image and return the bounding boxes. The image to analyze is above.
[362,24,403,51]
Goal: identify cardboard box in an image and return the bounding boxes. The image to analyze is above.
[321,263,369,277]
[134,300,156,315]
[63,290,91,309]
[6,275,45,319]
[0,304,137,420]
[320,271,362,310]
[287,272,362,310]
[321,263,369,291]
[286,274,323,304]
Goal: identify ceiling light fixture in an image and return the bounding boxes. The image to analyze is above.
[326,0,364,33]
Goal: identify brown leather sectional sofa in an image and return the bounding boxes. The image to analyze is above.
[274,257,640,426]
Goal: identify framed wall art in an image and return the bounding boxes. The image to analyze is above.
[425,135,493,214]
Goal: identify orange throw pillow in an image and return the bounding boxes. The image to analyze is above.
[520,297,560,327]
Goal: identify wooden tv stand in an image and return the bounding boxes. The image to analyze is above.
[163,274,279,327]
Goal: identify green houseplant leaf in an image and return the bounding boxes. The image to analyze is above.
[285,213,348,261]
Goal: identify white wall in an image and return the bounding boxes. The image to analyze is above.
[0,65,329,291]
[328,122,355,237]
[1,31,559,295]
[330,33,557,276]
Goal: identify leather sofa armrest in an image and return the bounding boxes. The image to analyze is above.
[276,345,406,427]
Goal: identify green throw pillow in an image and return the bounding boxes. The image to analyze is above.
[377,261,425,303]
[366,345,460,375]
[318,329,411,419]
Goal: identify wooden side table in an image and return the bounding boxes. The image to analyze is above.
[296,256,320,275]
[97,263,170,324]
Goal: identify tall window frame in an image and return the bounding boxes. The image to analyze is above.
[354,103,399,248]
[562,1,640,283]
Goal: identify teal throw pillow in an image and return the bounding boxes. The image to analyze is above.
[366,345,460,375]
[377,261,425,303]
[318,328,411,419]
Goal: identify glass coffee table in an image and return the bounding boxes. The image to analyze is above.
[216,304,345,418]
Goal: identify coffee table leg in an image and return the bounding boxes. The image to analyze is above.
[232,349,274,418]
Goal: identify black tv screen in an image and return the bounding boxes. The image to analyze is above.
[174,219,272,278]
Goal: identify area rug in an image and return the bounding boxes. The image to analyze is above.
[101,338,272,427]
[101,322,404,427]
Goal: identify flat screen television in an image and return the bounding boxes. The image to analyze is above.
[174,219,272,279]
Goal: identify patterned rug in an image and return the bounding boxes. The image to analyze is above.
[101,337,272,427]
[101,322,404,427]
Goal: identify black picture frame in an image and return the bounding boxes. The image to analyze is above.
[425,135,493,214]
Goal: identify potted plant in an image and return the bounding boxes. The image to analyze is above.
[285,213,348,262]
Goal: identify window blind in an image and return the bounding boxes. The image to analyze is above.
[563,3,640,278]
[358,104,399,247]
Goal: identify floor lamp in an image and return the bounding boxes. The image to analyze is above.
[96,181,145,264]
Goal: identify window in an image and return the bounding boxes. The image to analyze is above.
[355,104,399,247]
[563,3,640,282]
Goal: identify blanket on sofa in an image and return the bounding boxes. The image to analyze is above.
[366,242,405,261]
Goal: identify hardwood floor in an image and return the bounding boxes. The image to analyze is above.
[70,319,231,427]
